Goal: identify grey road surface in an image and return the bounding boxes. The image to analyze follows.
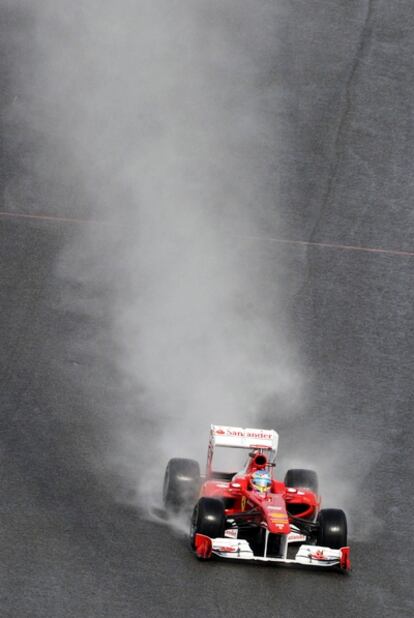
[1,2,413,617]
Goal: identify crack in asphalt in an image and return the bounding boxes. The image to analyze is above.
[308,0,376,244]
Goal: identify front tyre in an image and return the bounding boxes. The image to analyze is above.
[317,508,347,549]
[163,458,200,513]
[190,498,225,548]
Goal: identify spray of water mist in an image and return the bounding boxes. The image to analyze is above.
[9,0,381,537]
[4,0,388,545]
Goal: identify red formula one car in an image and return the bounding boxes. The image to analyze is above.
[163,425,350,571]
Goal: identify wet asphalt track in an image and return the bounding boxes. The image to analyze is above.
[1,2,414,617]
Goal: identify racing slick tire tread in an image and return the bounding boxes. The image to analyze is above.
[163,458,201,512]
[284,468,319,493]
[317,508,347,549]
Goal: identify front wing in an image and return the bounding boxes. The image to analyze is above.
[194,534,351,571]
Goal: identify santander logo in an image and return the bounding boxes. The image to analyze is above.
[218,545,238,553]
[214,427,273,440]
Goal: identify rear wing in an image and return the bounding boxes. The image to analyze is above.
[207,425,279,476]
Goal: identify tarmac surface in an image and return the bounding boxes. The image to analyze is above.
[1,2,413,617]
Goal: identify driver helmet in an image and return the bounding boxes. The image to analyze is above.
[251,469,272,493]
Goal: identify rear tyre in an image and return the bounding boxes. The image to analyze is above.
[317,508,347,549]
[190,498,225,547]
[284,468,319,493]
[163,458,200,513]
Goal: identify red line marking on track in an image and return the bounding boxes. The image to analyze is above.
[0,211,99,224]
[240,234,414,258]
[1,210,413,258]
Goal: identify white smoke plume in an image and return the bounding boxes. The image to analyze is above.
[9,1,302,507]
[3,1,387,546]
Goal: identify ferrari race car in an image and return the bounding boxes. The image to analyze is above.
[162,425,350,571]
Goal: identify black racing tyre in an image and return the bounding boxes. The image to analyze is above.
[284,468,319,493]
[190,497,225,546]
[163,458,200,512]
[249,527,266,557]
[317,508,347,549]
